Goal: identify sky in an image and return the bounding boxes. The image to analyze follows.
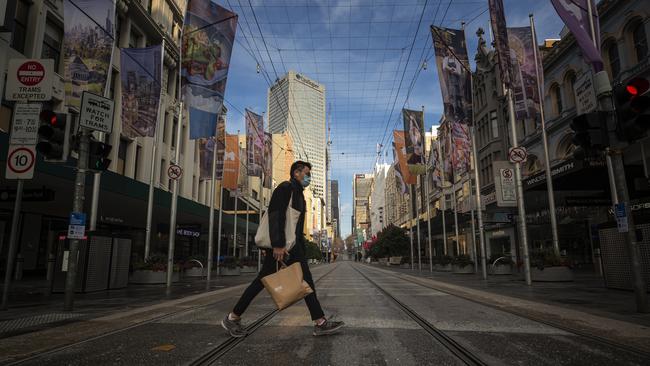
[214,0,567,239]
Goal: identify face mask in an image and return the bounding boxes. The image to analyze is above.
[302,175,311,187]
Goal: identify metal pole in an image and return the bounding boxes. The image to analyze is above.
[245,195,250,258]
[409,186,415,270]
[416,176,422,271]
[448,132,460,255]
[64,129,90,310]
[471,126,488,279]
[216,185,224,276]
[439,139,448,255]
[258,174,263,272]
[506,88,532,286]
[530,14,560,257]
[425,169,433,272]
[233,191,238,257]
[1,180,24,310]
[470,193,477,272]
[166,101,183,292]
[206,135,218,290]
[145,39,166,261]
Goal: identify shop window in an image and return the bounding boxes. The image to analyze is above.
[632,22,648,64]
[41,18,63,71]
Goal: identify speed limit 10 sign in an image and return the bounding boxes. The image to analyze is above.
[6,145,35,180]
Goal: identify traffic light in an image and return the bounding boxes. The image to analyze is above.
[88,138,112,171]
[613,77,650,142]
[36,110,69,162]
[570,111,608,159]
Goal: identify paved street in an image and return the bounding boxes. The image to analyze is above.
[2,261,648,365]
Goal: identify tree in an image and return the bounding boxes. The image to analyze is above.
[376,224,410,257]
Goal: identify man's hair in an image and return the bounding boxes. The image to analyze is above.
[290,160,312,177]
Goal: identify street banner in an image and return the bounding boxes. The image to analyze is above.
[488,0,513,88]
[263,132,273,188]
[222,134,239,190]
[393,130,417,185]
[63,0,115,109]
[431,26,472,125]
[508,27,542,123]
[551,0,603,72]
[430,140,442,190]
[215,115,226,180]
[120,45,163,138]
[438,122,453,184]
[452,121,471,177]
[181,0,238,139]
[246,109,264,177]
[198,137,215,180]
[402,109,426,175]
[392,145,408,194]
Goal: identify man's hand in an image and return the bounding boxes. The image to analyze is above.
[273,247,288,262]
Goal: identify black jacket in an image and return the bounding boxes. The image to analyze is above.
[268,178,306,252]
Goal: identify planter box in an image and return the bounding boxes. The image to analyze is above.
[389,257,402,265]
[532,266,573,282]
[184,267,205,277]
[241,265,257,273]
[435,264,452,272]
[130,270,179,284]
[452,264,475,274]
[489,265,512,275]
[221,267,241,276]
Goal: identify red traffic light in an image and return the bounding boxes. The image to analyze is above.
[627,77,650,97]
[40,110,58,126]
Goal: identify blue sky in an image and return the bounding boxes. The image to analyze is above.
[215,0,566,238]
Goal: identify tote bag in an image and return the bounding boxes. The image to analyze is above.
[255,193,301,251]
[261,261,313,310]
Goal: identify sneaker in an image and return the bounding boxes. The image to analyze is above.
[221,314,247,338]
[313,317,345,336]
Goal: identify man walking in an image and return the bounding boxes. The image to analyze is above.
[222,161,344,337]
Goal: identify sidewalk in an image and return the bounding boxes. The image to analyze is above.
[372,263,650,328]
[0,272,258,339]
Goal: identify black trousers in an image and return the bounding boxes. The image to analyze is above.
[232,247,325,321]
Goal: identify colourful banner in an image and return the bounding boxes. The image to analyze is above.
[222,134,239,190]
[488,0,513,88]
[438,123,453,184]
[181,0,237,139]
[551,0,602,72]
[402,109,426,175]
[431,26,472,125]
[215,115,226,180]
[263,132,273,188]
[452,121,471,177]
[246,109,264,177]
[430,140,442,190]
[393,130,417,185]
[508,27,542,123]
[120,45,163,138]
[198,137,215,180]
[63,0,115,109]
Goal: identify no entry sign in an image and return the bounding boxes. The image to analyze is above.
[6,145,36,180]
[167,164,183,180]
[6,59,53,101]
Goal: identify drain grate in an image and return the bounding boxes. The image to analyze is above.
[0,313,85,334]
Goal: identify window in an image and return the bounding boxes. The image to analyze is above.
[606,42,620,78]
[564,72,577,109]
[134,145,142,180]
[490,110,498,138]
[632,23,648,64]
[129,28,141,48]
[11,0,30,53]
[117,138,129,175]
[163,112,169,143]
[42,18,63,71]
[160,159,167,186]
[115,16,122,46]
[551,84,563,117]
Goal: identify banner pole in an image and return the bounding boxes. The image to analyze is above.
[439,139,448,256]
[206,128,218,290]
[216,185,224,276]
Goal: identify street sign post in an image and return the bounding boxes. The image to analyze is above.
[10,103,41,145]
[615,203,629,233]
[575,72,597,115]
[79,92,115,133]
[68,212,87,240]
[6,59,53,101]
[508,146,528,164]
[5,145,36,180]
[494,161,516,207]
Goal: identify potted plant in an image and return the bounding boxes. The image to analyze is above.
[240,256,258,273]
[488,253,513,275]
[530,249,573,282]
[452,254,475,274]
[130,253,180,284]
[305,241,322,264]
[220,256,241,276]
[184,259,205,277]
[436,255,453,271]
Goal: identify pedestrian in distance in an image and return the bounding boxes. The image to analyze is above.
[222,161,345,338]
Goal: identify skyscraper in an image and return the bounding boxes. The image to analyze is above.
[329,180,340,239]
[268,71,326,198]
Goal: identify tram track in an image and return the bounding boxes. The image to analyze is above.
[189,263,339,366]
[364,264,650,361]
[352,265,488,366]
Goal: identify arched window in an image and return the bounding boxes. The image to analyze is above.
[605,41,620,78]
[525,155,542,176]
[564,71,577,110]
[632,22,648,64]
[557,134,576,160]
[550,83,563,117]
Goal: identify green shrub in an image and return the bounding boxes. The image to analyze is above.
[452,254,474,267]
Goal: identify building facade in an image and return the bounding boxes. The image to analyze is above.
[370,164,390,236]
[352,173,373,240]
[267,71,326,199]
[329,179,340,239]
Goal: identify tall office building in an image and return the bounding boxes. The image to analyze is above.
[268,71,326,198]
[329,180,340,239]
[353,174,373,239]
